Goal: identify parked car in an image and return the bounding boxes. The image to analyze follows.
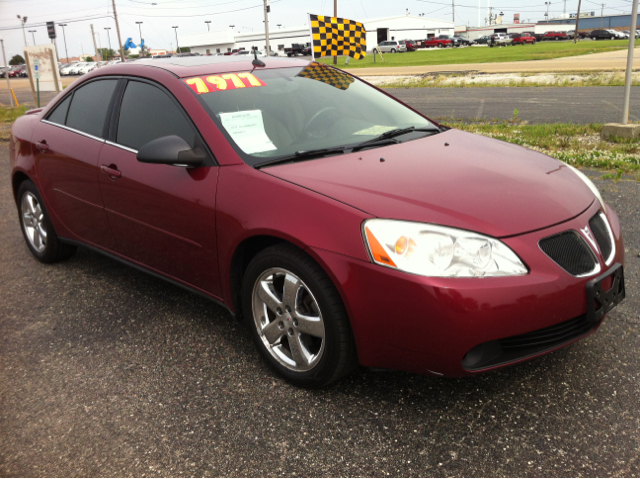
[423,35,455,48]
[9,56,625,388]
[475,35,492,45]
[76,62,98,74]
[17,66,28,77]
[399,40,417,51]
[489,33,513,46]
[453,36,475,46]
[67,62,87,75]
[284,44,312,56]
[0,67,18,78]
[373,40,407,53]
[60,62,79,75]
[590,29,618,40]
[606,29,626,39]
[511,33,536,45]
[257,50,279,57]
[544,31,568,41]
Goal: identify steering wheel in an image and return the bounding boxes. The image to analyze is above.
[303,107,339,137]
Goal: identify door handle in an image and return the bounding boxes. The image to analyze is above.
[101,165,122,179]
[36,141,49,152]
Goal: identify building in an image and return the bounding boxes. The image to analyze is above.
[179,15,454,55]
[540,12,639,31]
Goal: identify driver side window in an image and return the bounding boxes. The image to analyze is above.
[116,80,196,151]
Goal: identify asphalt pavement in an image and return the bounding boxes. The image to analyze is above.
[385,86,640,124]
[1,143,640,476]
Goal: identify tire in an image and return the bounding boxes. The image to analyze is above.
[242,244,358,388]
[17,180,77,263]
[391,48,396,53]
[437,43,443,48]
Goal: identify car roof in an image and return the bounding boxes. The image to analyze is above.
[129,55,310,78]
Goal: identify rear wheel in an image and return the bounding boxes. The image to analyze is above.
[437,43,443,48]
[242,244,357,388]
[17,180,77,263]
[391,48,396,53]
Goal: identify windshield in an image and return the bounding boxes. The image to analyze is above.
[187,64,435,167]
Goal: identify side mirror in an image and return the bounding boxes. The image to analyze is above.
[136,135,207,167]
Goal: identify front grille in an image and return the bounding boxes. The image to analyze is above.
[462,314,597,371]
[589,213,613,262]
[539,231,597,276]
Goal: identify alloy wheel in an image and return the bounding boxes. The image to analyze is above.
[21,191,47,253]
[252,268,326,372]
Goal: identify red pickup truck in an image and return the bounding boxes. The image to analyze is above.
[544,31,567,41]
[423,35,455,48]
[511,33,536,45]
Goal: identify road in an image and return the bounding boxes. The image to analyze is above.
[3,77,640,124]
[1,143,639,476]
[384,86,640,124]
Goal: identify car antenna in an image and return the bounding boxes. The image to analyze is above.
[252,49,266,67]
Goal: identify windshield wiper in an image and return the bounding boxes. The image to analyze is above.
[255,146,348,169]
[354,126,441,149]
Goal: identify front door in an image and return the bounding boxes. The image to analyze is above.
[98,79,220,295]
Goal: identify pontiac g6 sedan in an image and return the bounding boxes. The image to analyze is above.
[9,56,625,388]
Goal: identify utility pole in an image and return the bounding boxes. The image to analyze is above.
[59,24,69,62]
[205,21,211,31]
[622,0,639,124]
[105,27,112,60]
[112,0,126,62]
[90,24,101,64]
[564,0,567,14]
[478,0,481,27]
[264,0,272,56]
[173,26,179,53]
[0,39,14,107]
[17,16,28,47]
[29,30,36,46]
[333,0,337,65]
[452,0,455,24]
[574,0,582,44]
[136,21,144,56]
[601,4,604,28]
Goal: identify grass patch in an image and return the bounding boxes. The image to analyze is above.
[445,120,640,175]
[0,105,26,123]
[319,40,636,69]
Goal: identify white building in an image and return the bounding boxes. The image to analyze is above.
[180,15,455,55]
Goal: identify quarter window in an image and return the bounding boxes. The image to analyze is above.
[46,94,72,125]
[65,79,118,138]
[116,80,196,151]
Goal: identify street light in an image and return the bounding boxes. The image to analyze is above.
[17,15,28,47]
[28,30,36,45]
[104,27,112,60]
[545,1,551,20]
[58,23,68,62]
[136,21,144,57]
[205,20,211,31]
[172,26,179,54]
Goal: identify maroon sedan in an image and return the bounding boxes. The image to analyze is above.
[9,57,625,387]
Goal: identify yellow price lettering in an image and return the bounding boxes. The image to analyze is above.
[185,77,209,94]
[206,76,228,90]
[222,74,246,88]
[237,72,263,87]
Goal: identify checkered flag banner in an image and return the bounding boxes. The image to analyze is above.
[297,62,355,90]
[309,14,366,60]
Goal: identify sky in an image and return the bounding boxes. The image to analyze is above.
[0,0,636,61]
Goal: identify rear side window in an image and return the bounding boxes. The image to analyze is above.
[116,80,196,151]
[46,95,72,125]
[66,79,118,138]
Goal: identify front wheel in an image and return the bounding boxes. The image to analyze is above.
[242,244,357,388]
[17,180,77,263]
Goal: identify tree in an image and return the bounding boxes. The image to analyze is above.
[177,47,191,53]
[9,54,25,65]
[83,56,94,62]
[98,48,116,61]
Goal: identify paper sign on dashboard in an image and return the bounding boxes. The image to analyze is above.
[219,110,277,155]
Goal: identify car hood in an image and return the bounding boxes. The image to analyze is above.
[264,129,595,238]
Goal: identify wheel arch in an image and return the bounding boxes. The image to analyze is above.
[11,170,31,205]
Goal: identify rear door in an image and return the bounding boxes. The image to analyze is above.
[34,78,119,248]
[97,78,221,295]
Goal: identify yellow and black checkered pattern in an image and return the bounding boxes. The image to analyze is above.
[297,62,355,90]
[310,14,366,60]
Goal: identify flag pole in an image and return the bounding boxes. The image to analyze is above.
[308,13,315,62]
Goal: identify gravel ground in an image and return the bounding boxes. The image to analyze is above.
[1,144,639,477]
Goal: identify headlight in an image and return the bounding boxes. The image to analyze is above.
[363,220,528,278]
[566,164,606,213]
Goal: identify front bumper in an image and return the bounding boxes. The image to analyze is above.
[312,200,624,377]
